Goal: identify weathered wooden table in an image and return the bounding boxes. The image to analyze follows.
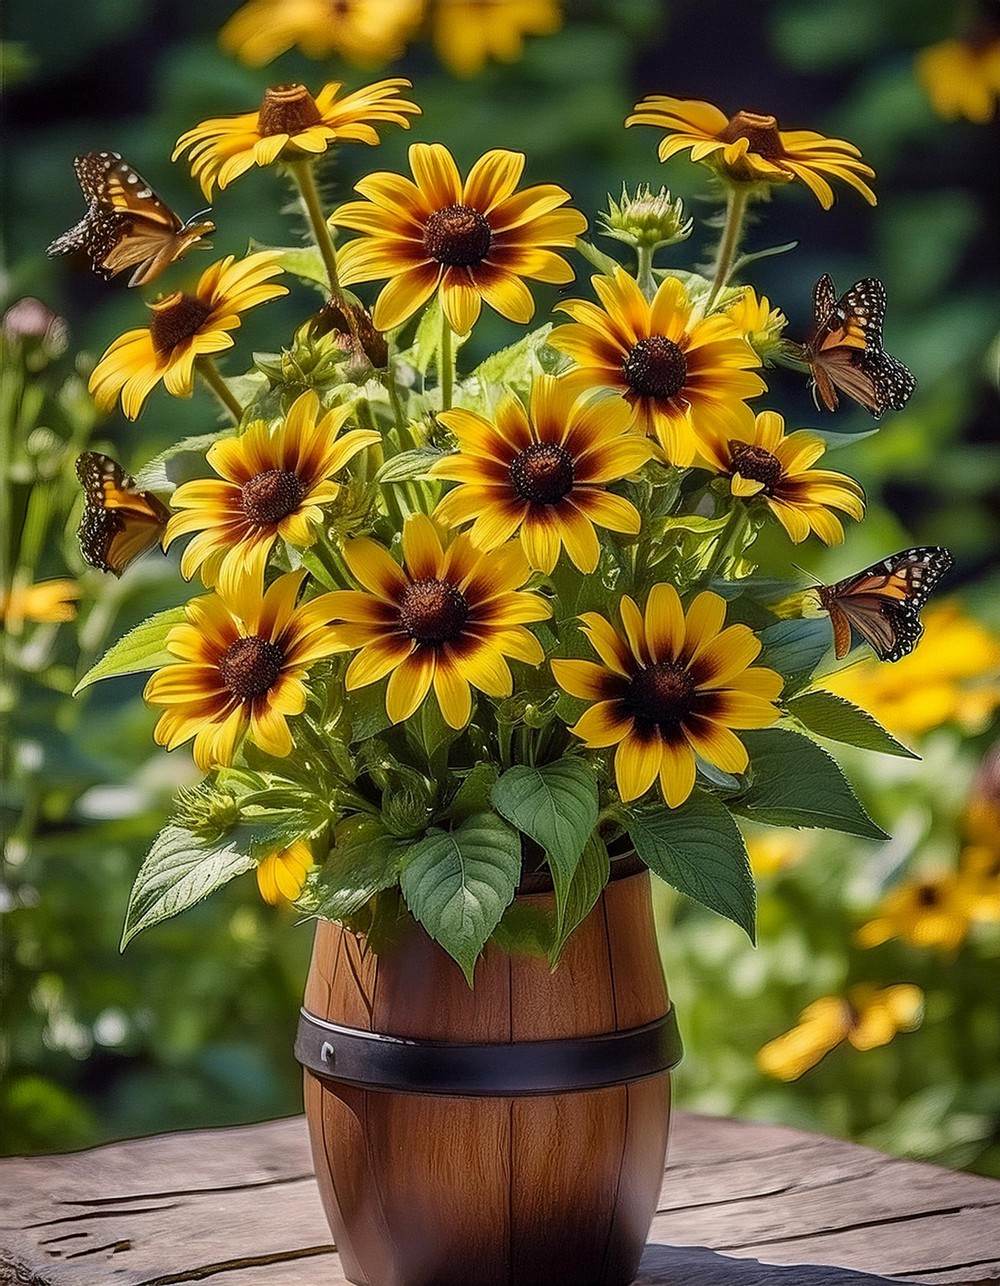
[2,1111,998,1286]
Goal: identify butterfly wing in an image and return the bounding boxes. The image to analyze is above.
[76,452,170,577]
[812,273,837,326]
[819,547,954,662]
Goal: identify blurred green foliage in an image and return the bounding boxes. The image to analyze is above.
[2,0,997,1168]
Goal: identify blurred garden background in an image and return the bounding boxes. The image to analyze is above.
[2,0,999,1173]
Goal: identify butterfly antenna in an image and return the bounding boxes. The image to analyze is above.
[791,562,822,587]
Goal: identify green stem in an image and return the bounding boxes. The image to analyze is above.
[289,159,357,339]
[439,313,454,412]
[703,503,750,586]
[197,357,243,424]
[635,244,656,301]
[706,185,750,310]
[574,236,621,276]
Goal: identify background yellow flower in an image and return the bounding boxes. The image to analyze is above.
[256,841,315,905]
[917,35,1000,124]
[220,0,424,67]
[0,579,80,628]
[432,0,562,77]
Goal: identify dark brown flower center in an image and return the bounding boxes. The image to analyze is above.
[422,204,493,267]
[622,336,688,400]
[219,635,284,699]
[240,469,306,526]
[626,661,696,732]
[399,578,469,645]
[728,441,784,494]
[509,442,575,505]
[256,83,324,137]
[915,882,941,909]
[717,110,785,160]
[149,292,213,356]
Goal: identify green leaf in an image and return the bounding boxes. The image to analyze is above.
[121,825,256,948]
[448,763,499,823]
[787,690,918,759]
[254,242,327,293]
[549,833,610,964]
[758,617,832,691]
[627,792,756,942]
[491,759,598,933]
[400,813,521,984]
[375,447,445,483]
[74,605,187,694]
[134,431,233,492]
[733,729,888,840]
[313,819,405,922]
[461,324,562,413]
[347,683,392,742]
[491,901,555,958]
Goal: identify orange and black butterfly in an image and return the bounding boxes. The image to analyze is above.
[818,546,953,662]
[76,452,170,577]
[802,275,916,419]
[47,152,215,288]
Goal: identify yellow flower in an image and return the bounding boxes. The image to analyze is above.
[431,0,562,77]
[552,587,783,808]
[724,287,788,363]
[88,253,287,421]
[174,79,420,200]
[333,142,586,335]
[917,34,1000,124]
[144,571,344,772]
[745,828,808,878]
[627,96,876,208]
[164,391,379,599]
[856,871,974,953]
[431,374,651,574]
[960,846,1000,923]
[0,579,80,628]
[219,0,423,68]
[699,409,865,545]
[822,602,1000,738]
[256,840,315,905]
[325,513,550,729]
[549,270,765,467]
[757,984,923,1081]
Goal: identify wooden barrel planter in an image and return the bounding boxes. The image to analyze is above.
[297,857,681,1286]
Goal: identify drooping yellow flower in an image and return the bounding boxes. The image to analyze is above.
[333,143,586,335]
[220,0,424,68]
[174,79,420,200]
[822,602,1000,738]
[326,514,550,729]
[257,840,315,905]
[164,391,379,599]
[144,571,344,772]
[0,579,80,628]
[725,287,788,364]
[856,871,974,953]
[917,32,1000,124]
[431,0,562,77]
[627,96,876,208]
[549,270,765,467]
[431,374,651,574]
[700,410,865,545]
[552,587,783,808]
[88,253,287,421]
[757,984,923,1081]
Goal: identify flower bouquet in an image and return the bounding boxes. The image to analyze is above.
[62,78,952,1285]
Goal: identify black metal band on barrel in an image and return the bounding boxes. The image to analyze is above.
[296,1007,682,1097]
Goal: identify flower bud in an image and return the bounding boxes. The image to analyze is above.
[599,185,693,251]
[2,297,68,369]
[724,288,788,364]
[173,783,242,841]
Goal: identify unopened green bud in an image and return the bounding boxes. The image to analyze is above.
[600,185,693,251]
[174,783,241,841]
[381,786,433,838]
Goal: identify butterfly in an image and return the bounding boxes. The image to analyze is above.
[76,452,170,577]
[817,546,954,662]
[802,275,916,419]
[47,152,215,288]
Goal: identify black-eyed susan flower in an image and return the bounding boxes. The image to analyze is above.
[0,579,80,627]
[700,410,865,545]
[431,0,562,77]
[627,96,876,208]
[856,871,974,952]
[257,840,315,905]
[220,0,423,68]
[549,270,764,466]
[552,586,782,807]
[144,571,343,772]
[164,391,379,598]
[757,985,923,1081]
[917,29,1000,123]
[333,143,586,335]
[88,253,287,421]
[431,374,651,574]
[724,287,788,364]
[326,514,550,729]
[173,79,419,201]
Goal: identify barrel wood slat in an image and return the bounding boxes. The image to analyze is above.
[3,1113,1000,1286]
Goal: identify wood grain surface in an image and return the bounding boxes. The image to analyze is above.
[3,1112,999,1286]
